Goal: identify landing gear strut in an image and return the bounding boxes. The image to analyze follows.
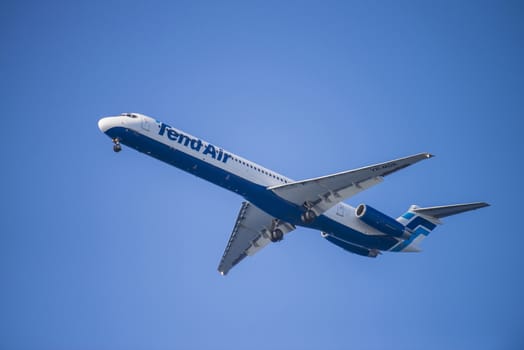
[112,138,122,153]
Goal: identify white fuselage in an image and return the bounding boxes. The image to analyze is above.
[98,113,402,253]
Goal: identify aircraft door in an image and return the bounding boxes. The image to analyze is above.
[141,117,150,131]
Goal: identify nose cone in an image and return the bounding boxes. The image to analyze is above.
[98,117,109,133]
[98,117,118,133]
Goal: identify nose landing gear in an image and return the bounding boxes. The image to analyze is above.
[112,138,122,153]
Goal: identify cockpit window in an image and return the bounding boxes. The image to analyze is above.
[121,113,138,118]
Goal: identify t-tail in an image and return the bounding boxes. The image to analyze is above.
[390,202,490,252]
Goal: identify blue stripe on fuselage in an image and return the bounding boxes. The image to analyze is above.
[105,126,400,251]
[105,126,301,221]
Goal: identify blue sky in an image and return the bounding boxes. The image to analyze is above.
[1,1,523,349]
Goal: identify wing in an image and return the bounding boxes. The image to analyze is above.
[218,202,295,275]
[269,153,433,217]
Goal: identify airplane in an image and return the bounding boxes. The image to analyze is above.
[98,113,489,275]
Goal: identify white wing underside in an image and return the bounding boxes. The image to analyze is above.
[269,153,433,216]
[218,202,295,275]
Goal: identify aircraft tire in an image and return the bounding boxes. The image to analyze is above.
[270,229,284,242]
[301,210,316,223]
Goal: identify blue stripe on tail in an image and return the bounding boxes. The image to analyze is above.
[390,208,439,252]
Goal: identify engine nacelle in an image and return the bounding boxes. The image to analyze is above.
[355,204,409,238]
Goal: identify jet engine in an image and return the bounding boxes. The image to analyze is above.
[355,204,409,238]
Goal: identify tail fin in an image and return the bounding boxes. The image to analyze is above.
[391,202,489,252]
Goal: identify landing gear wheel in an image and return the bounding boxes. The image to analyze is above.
[270,229,284,242]
[112,138,122,153]
[301,210,317,223]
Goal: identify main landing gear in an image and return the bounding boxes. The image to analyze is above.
[268,218,294,243]
[112,138,122,153]
[300,201,317,224]
[301,209,317,224]
[269,229,284,242]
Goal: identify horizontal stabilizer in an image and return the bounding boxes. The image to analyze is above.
[412,202,490,219]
